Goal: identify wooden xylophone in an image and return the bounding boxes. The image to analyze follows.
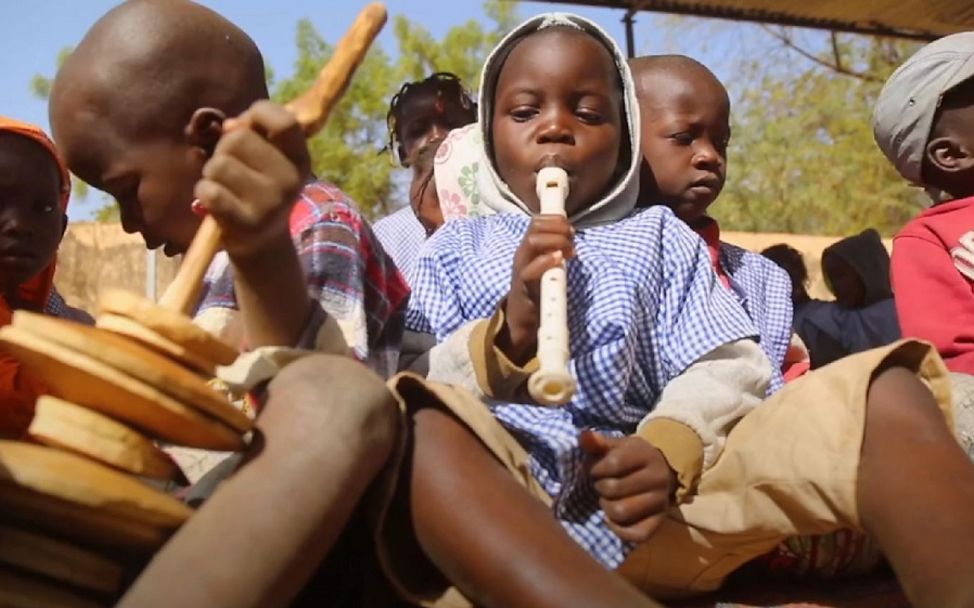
[0,4,387,604]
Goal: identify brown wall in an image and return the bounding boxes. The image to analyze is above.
[53,223,892,314]
[722,231,892,301]
[53,222,182,313]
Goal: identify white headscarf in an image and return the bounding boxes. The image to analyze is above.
[435,13,641,229]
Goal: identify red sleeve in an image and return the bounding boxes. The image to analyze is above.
[0,353,44,438]
[892,233,974,373]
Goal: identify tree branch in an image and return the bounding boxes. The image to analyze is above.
[759,25,882,83]
[830,31,843,73]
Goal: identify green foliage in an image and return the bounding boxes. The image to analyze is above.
[93,200,120,222]
[272,18,398,218]
[711,34,926,237]
[394,0,518,87]
[30,47,73,99]
[271,0,518,218]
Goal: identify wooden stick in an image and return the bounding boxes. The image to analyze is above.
[527,167,577,406]
[157,3,388,315]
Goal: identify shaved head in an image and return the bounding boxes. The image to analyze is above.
[48,0,270,255]
[628,55,730,220]
[628,55,727,108]
[51,0,266,147]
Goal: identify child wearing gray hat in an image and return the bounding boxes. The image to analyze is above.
[874,32,974,376]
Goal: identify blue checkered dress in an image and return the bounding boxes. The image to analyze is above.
[408,206,759,568]
[373,206,427,286]
[719,243,793,393]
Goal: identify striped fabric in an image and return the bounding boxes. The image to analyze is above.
[407,206,758,567]
[196,180,408,378]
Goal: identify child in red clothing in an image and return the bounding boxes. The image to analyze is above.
[0,117,92,437]
[874,32,974,375]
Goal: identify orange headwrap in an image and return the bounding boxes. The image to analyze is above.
[0,116,71,437]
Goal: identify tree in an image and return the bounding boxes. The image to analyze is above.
[393,0,519,87]
[271,0,518,218]
[715,30,925,236]
[272,18,398,219]
[659,22,925,236]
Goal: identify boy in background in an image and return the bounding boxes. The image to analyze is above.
[630,55,798,383]
[874,32,974,376]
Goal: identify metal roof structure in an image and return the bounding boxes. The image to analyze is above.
[539,0,974,42]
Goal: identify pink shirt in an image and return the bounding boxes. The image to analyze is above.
[892,195,974,374]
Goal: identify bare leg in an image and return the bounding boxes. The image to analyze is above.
[409,407,659,608]
[858,367,974,607]
[120,355,398,608]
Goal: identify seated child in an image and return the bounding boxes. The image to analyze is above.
[0,116,92,438]
[374,73,477,284]
[631,55,897,581]
[629,55,797,385]
[50,0,408,484]
[371,14,974,608]
[398,135,448,373]
[761,243,834,357]
[873,33,974,376]
[808,229,901,367]
[49,0,407,373]
[42,3,404,604]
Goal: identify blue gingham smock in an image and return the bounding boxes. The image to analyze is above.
[407,206,759,567]
[373,206,427,287]
[718,243,793,393]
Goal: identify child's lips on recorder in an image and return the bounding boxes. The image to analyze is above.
[535,153,572,173]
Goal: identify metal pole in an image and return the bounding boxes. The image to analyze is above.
[623,9,636,59]
[146,248,157,302]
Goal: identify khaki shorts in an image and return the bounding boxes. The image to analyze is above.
[372,340,951,606]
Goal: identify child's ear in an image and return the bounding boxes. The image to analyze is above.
[184,108,227,158]
[59,213,67,240]
[926,136,974,174]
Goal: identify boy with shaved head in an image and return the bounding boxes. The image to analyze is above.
[50,0,406,369]
[48,1,405,606]
[629,54,917,586]
[630,55,801,384]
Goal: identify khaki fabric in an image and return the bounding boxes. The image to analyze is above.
[372,340,951,605]
[619,339,950,598]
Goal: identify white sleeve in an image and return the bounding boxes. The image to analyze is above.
[639,338,771,470]
[425,321,485,396]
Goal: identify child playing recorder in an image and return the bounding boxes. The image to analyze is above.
[370,14,974,608]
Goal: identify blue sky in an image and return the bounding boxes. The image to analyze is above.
[0,1,793,219]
